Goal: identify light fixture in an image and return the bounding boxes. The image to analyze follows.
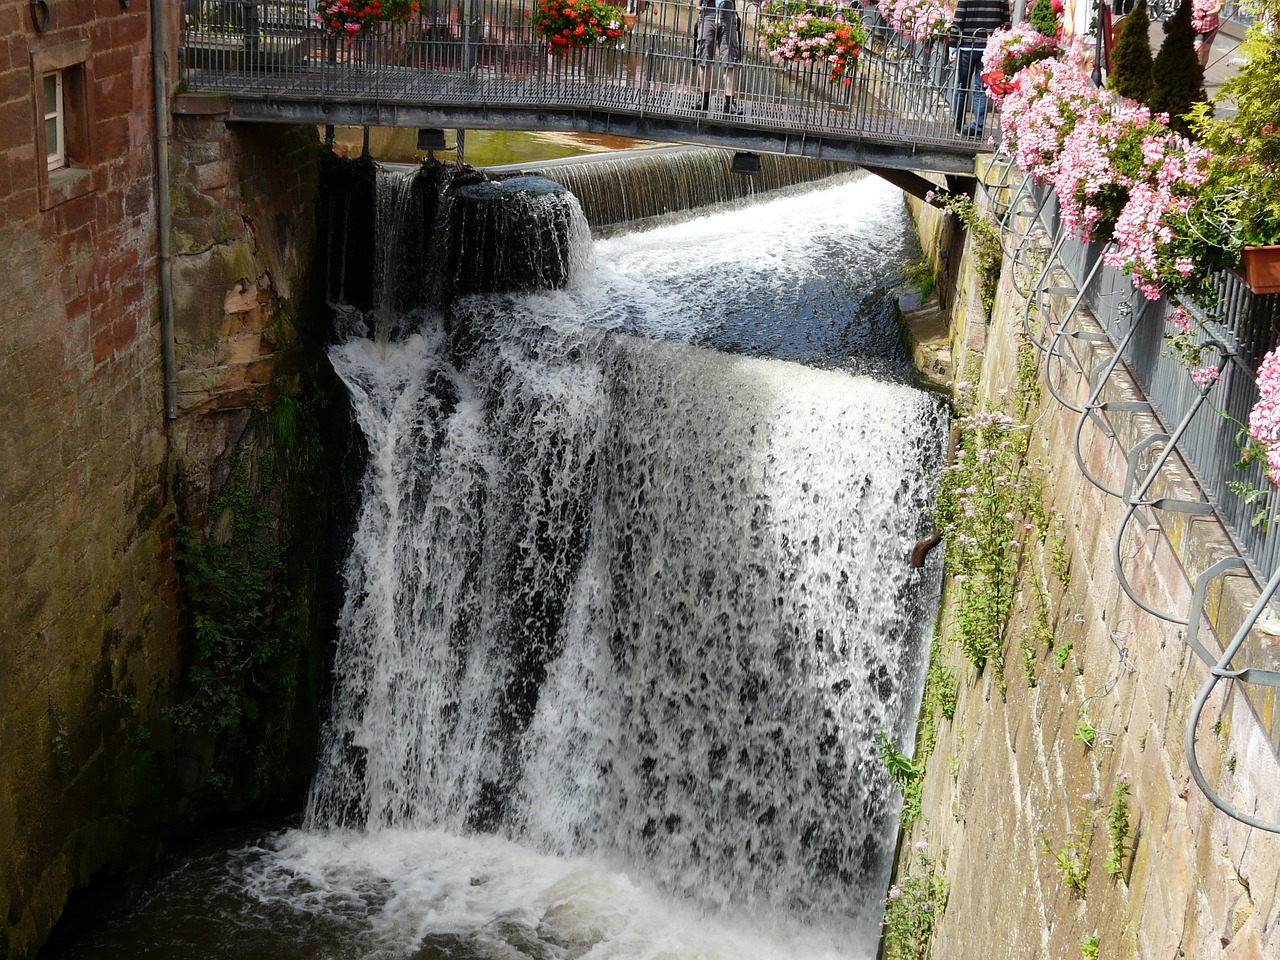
[730,152,761,176]
[416,128,447,151]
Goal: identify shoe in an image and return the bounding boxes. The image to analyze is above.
[964,124,984,139]
[698,92,710,112]
[724,96,744,116]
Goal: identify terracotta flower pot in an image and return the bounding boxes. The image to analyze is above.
[1241,245,1280,295]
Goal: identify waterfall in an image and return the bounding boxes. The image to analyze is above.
[373,168,416,343]
[515,147,855,231]
[296,175,946,957]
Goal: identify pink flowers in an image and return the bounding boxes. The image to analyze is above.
[981,23,1060,106]
[988,44,1213,299]
[1248,351,1280,484]
[877,0,952,44]
[1191,365,1221,386]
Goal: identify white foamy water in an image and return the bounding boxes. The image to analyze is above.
[285,176,946,959]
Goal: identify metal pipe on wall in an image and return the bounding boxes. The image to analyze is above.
[152,0,177,420]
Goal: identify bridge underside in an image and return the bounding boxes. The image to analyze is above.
[220,98,979,176]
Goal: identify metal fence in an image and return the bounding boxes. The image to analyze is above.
[1022,176,1280,581]
[179,0,998,155]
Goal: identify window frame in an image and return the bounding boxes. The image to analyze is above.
[43,69,65,172]
[29,38,95,210]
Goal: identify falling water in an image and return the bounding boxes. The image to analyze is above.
[39,173,945,960]
[372,169,417,344]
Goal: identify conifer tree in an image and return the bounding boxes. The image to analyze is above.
[1029,0,1058,36]
[1149,0,1206,138]
[1108,0,1154,104]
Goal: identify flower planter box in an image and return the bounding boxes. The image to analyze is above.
[1241,245,1280,295]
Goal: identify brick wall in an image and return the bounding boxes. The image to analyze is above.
[0,1,177,957]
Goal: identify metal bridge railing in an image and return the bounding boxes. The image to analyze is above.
[179,0,998,155]
[1007,173,1280,832]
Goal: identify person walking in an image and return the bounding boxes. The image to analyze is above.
[695,0,744,114]
[1192,0,1223,69]
[949,0,1010,137]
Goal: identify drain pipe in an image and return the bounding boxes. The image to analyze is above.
[152,0,177,420]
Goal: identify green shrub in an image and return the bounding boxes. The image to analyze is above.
[1108,0,1154,104]
[1149,0,1205,138]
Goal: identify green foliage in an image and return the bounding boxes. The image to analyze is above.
[1108,0,1154,104]
[1020,582,1053,687]
[882,855,948,960]
[1054,639,1073,670]
[902,258,935,299]
[171,451,286,736]
[1028,0,1058,36]
[1040,810,1093,895]
[51,708,72,777]
[877,731,925,825]
[1184,18,1280,263]
[936,408,1038,671]
[1149,0,1205,138]
[1074,717,1098,748]
[1081,934,1100,960]
[1105,780,1132,879]
[932,192,1001,314]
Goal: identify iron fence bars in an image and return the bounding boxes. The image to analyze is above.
[1003,173,1280,831]
[179,0,1000,158]
[1185,557,1280,834]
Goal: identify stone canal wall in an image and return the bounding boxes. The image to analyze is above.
[894,163,1280,959]
[1,34,337,950]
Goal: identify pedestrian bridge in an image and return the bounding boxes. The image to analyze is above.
[180,0,993,175]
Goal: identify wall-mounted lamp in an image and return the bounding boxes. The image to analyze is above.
[730,152,761,176]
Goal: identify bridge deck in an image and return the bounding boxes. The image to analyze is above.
[182,0,994,173]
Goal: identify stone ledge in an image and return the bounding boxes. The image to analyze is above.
[172,93,232,117]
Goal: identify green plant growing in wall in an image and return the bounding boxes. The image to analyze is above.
[172,450,288,737]
[1105,779,1132,879]
[936,407,1040,672]
[882,854,948,960]
[1041,813,1093,894]
[1054,639,1073,670]
[1021,583,1053,687]
[1081,934,1100,960]
[902,258,935,299]
[50,708,72,777]
[1074,717,1098,749]
[877,731,926,825]
[930,191,1002,314]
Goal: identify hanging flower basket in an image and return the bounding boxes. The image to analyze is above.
[531,0,629,53]
[312,0,419,42]
[1241,245,1280,295]
[760,12,866,84]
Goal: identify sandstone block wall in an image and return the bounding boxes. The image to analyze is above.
[896,168,1280,959]
[1,9,332,953]
[0,2,175,957]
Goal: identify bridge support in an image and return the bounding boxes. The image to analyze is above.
[861,165,975,204]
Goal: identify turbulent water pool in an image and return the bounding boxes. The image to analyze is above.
[42,174,946,960]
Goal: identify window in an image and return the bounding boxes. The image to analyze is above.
[43,71,65,172]
[29,39,94,209]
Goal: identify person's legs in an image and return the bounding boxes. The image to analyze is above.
[953,47,975,131]
[696,17,716,108]
[971,52,988,134]
[722,14,741,111]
